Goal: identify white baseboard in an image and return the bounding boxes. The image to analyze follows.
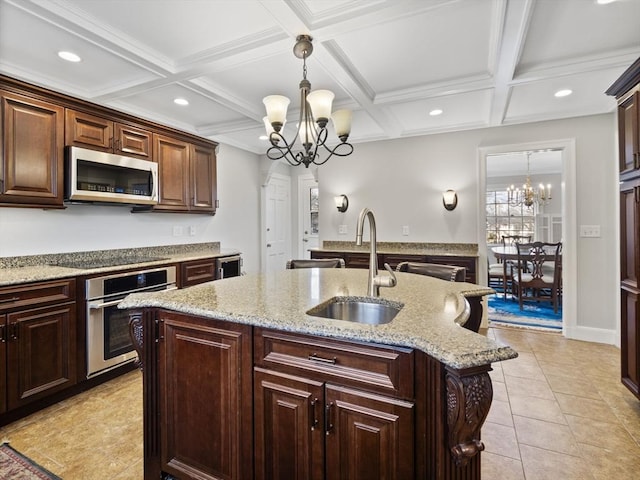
[564,325,618,345]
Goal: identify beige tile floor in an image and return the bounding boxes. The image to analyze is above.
[1,326,639,479]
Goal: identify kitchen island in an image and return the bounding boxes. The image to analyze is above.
[120,268,517,480]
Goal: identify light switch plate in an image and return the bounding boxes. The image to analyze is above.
[338,225,347,234]
[580,225,601,237]
[402,225,410,236]
[172,226,183,237]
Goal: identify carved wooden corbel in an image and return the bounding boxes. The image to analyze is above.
[128,310,144,370]
[445,365,493,466]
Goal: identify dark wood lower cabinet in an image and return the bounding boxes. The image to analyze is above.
[311,250,478,283]
[157,312,253,480]
[325,384,414,480]
[6,305,76,411]
[134,310,492,480]
[254,368,414,480]
[254,368,324,480]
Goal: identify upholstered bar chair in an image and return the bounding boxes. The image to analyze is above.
[396,262,466,282]
[286,258,346,269]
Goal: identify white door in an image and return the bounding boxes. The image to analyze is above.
[298,174,319,258]
[265,174,291,272]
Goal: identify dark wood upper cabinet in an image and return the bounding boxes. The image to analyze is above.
[154,134,190,211]
[154,134,217,214]
[617,91,640,177]
[1,75,217,211]
[0,90,64,207]
[607,57,640,400]
[190,142,217,212]
[65,109,152,160]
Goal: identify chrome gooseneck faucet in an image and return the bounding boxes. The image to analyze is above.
[355,208,397,297]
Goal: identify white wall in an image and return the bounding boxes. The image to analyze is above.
[0,144,262,273]
[317,113,618,340]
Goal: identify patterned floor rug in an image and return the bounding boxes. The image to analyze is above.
[488,294,562,331]
[0,443,61,480]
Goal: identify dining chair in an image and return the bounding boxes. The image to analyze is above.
[396,262,466,282]
[488,235,533,296]
[286,258,345,269]
[512,241,562,313]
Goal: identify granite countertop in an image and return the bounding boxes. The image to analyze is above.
[118,268,517,369]
[311,241,479,257]
[0,242,241,286]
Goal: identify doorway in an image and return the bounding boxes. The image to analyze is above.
[486,150,563,330]
[297,174,320,258]
[478,140,577,336]
[263,173,291,273]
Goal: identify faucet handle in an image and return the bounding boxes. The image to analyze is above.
[376,263,397,288]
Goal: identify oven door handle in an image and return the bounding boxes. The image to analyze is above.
[88,298,126,310]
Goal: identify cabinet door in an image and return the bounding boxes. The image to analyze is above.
[114,123,152,160]
[1,90,64,206]
[618,91,640,176]
[0,315,6,413]
[254,367,325,480]
[158,312,253,480]
[325,384,414,480]
[65,109,113,151]
[190,143,217,212]
[5,304,76,410]
[620,182,640,290]
[620,182,640,398]
[154,134,190,211]
[621,289,640,398]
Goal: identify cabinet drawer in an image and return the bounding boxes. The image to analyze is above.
[254,328,414,398]
[180,259,216,287]
[0,279,76,313]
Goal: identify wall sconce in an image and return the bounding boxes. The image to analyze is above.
[334,194,349,212]
[442,190,458,211]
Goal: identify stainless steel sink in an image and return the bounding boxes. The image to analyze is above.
[306,296,404,325]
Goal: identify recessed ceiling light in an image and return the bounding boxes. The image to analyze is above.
[429,109,443,116]
[554,89,572,98]
[173,98,189,106]
[58,51,81,62]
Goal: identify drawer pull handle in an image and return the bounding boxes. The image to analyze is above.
[308,353,337,365]
[0,296,20,304]
[325,402,334,435]
[310,398,318,430]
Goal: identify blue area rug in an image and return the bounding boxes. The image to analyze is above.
[488,294,562,331]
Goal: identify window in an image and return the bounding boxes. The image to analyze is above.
[486,190,535,244]
[309,186,319,235]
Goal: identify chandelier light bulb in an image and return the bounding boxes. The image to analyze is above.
[331,109,352,139]
[263,95,290,131]
[307,90,334,126]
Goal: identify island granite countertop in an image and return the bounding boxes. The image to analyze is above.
[118,268,517,369]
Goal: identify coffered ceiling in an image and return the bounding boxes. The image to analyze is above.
[1,0,638,155]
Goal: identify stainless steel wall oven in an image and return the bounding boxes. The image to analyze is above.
[86,266,176,378]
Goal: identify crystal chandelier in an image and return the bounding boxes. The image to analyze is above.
[262,35,354,168]
[507,152,552,208]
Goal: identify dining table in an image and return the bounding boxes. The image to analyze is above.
[490,244,562,299]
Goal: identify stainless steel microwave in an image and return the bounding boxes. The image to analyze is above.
[65,146,158,205]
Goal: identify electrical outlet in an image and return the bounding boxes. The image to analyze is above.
[580,225,601,237]
[172,226,183,237]
[402,225,410,236]
[338,225,347,235]
[189,225,196,236]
